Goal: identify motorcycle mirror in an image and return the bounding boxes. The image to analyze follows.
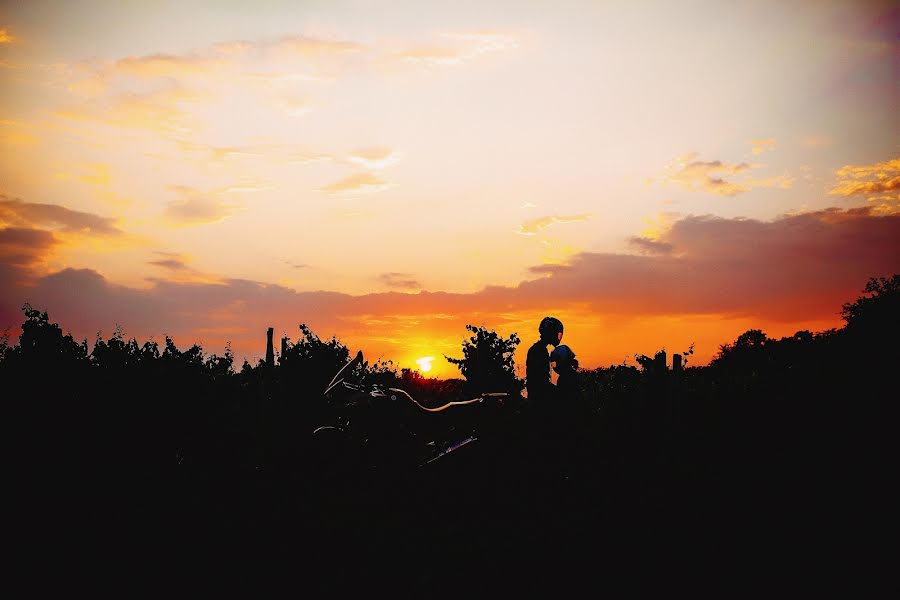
[325,350,364,394]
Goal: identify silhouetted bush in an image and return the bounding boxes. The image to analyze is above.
[445,324,524,396]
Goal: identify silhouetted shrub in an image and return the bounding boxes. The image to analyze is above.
[445,324,523,396]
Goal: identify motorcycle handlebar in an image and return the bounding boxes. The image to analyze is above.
[387,387,500,413]
[324,351,510,411]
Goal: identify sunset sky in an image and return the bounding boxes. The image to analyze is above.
[1,0,897,378]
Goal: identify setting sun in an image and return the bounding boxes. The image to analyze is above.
[416,356,435,373]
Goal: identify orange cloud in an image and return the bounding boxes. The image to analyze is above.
[0,227,59,326]
[658,152,751,196]
[0,28,15,44]
[0,196,122,235]
[0,195,136,316]
[830,157,900,197]
[0,228,56,270]
[657,152,794,196]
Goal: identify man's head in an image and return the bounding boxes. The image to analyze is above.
[539,316,564,346]
[550,344,577,374]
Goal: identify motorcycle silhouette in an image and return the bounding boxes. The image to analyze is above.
[311,350,511,479]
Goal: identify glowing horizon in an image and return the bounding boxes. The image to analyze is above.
[1,0,898,379]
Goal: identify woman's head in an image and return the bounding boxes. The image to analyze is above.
[550,344,577,373]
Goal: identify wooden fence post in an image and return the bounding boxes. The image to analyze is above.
[266,327,274,368]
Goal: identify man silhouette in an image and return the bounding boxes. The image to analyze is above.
[525,316,564,407]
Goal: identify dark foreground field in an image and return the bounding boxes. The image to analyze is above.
[5,277,894,593]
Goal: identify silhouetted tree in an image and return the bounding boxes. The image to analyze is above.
[841,275,899,332]
[15,303,89,365]
[445,324,523,396]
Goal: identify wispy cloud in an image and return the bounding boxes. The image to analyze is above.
[56,85,202,134]
[346,147,400,170]
[378,272,422,290]
[221,177,271,194]
[164,185,239,225]
[288,152,333,165]
[660,153,751,196]
[751,138,776,155]
[149,257,188,270]
[75,34,362,92]
[111,53,216,79]
[276,97,312,118]
[57,33,365,140]
[272,35,363,57]
[78,163,112,185]
[146,252,223,284]
[174,139,330,165]
[0,119,38,146]
[283,260,311,270]
[395,31,517,67]
[319,173,391,196]
[516,214,591,236]
[0,28,15,44]
[654,152,793,196]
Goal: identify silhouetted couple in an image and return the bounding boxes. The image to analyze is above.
[525,317,592,488]
[526,316,579,407]
[523,316,583,483]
